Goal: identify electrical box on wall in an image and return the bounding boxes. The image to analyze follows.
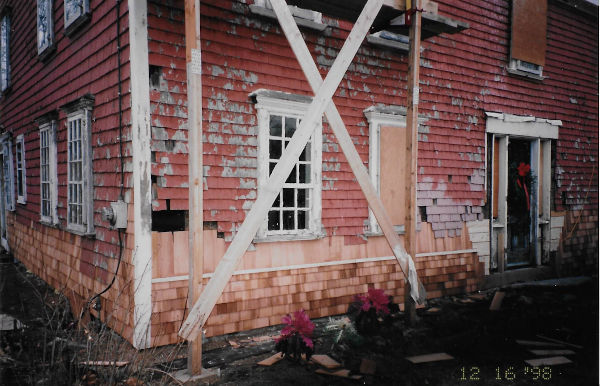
[101,200,128,229]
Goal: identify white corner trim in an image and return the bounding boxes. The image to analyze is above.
[485,111,560,139]
[128,0,152,350]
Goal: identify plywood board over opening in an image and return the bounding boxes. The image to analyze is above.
[380,125,407,226]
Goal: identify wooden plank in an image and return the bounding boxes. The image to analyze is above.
[179,0,385,342]
[405,353,454,364]
[525,356,572,367]
[536,335,583,349]
[269,0,424,301]
[315,368,362,380]
[529,349,576,356]
[311,354,341,369]
[404,0,422,325]
[257,352,284,366]
[380,125,406,225]
[185,0,203,375]
[511,0,547,65]
[516,340,565,348]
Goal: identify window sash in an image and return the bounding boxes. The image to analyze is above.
[15,135,25,203]
[0,14,10,92]
[40,122,57,223]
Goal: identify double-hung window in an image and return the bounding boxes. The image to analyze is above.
[253,90,322,240]
[0,133,13,212]
[0,13,10,92]
[39,119,57,224]
[15,134,25,204]
[37,0,54,57]
[64,0,91,36]
[63,96,94,234]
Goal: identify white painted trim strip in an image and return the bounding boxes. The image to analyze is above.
[152,249,478,283]
[129,0,153,350]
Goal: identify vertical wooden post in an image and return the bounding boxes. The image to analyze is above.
[404,0,422,325]
[185,0,203,375]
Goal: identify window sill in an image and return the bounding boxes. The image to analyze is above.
[66,226,95,238]
[254,231,326,243]
[40,219,59,228]
[16,198,26,205]
[249,4,328,31]
[366,33,409,53]
[506,67,545,81]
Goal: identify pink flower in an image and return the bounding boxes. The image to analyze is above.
[355,288,391,315]
[276,309,315,348]
[517,162,531,177]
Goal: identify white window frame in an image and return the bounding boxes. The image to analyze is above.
[64,101,94,235]
[249,0,327,31]
[0,13,10,92]
[64,0,90,36]
[39,120,58,224]
[365,105,426,235]
[37,0,54,57]
[0,133,14,212]
[253,90,323,241]
[15,134,25,204]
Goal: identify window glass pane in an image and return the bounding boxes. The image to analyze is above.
[282,210,294,230]
[283,188,294,208]
[284,117,296,138]
[268,210,280,231]
[297,189,308,208]
[269,162,276,176]
[297,210,307,230]
[269,139,281,160]
[299,164,310,183]
[286,165,296,183]
[269,115,282,137]
[273,192,280,208]
[299,142,311,161]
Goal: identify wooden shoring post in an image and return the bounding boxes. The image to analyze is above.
[404,0,422,325]
[179,0,385,342]
[269,0,425,300]
[185,0,203,375]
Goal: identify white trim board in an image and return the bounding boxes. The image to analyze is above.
[152,248,477,283]
[128,0,153,350]
[485,112,560,139]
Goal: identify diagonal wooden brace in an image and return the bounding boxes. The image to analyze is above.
[269,0,425,303]
[179,0,385,341]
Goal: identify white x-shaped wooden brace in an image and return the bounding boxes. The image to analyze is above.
[179,0,424,341]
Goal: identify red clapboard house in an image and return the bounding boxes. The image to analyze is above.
[0,0,596,348]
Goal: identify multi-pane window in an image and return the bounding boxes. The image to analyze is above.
[0,14,10,92]
[15,134,25,204]
[0,135,14,211]
[40,121,57,223]
[254,91,322,239]
[66,106,93,234]
[37,0,54,56]
[64,0,91,35]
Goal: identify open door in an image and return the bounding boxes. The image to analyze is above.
[490,135,547,271]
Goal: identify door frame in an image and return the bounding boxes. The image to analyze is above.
[486,112,559,272]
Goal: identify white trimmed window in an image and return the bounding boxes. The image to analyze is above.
[37,0,54,57]
[0,134,14,211]
[64,98,94,235]
[15,134,25,204]
[40,121,57,223]
[253,90,322,240]
[365,105,409,235]
[64,0,90,35]
[0,13,10,92]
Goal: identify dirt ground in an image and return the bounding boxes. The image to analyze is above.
[0,255,598,385]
